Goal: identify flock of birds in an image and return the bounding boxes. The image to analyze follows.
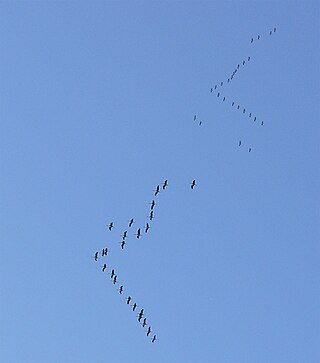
[92,179,197,343]
[92,27,277,344]
[193,27,277,152]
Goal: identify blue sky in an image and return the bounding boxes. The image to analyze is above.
[0,1,319,362]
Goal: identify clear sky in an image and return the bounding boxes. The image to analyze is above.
[0,1,319,362]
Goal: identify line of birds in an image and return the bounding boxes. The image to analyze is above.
[193,26,277,152]
[92,179,197,342]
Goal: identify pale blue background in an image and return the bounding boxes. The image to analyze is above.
[0,1,319,362]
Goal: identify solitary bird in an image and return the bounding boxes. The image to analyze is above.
[94,252,99,261]
[127,296,132,304]
[154,185,160,196]
[129,218,134,227]
[191,180,196,190]
[108,222,114,231]
[150,199,156,210]
[145,223,150,233]
[113,275,117,284]
[136,228,141,239]
[193,115,196,121]
[149,210,154,221]
[147,327,152,336]
[152,335,157,343]
[132,303,138,312]
[243,108,245,114]
[239,140,242,146]
[102,263,107,272]
[119,285,123,294]
[248,148,252,153]
[251,38,254,43]
[162,179,168,189]
[110,269,115,279]
[142,318,147,327]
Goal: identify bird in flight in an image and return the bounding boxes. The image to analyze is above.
[149,210,154,221]
[93,252,99,261]
[132,303,138,312]
[151,335,157,343]
[217,92,220,97]
[122,231,128,239]
[193,115,197,121]
[145,223,150,233]
[101,248,108,256]
[108,222,114,231]
[120,240,126,250]
[239,140,242,146]
[102,263,107,272]
[210,87,213,93]
[138,309,144,318]
[214,85,217,90]
[162,179,168,189]
[191,180,196,189]
[257,34,260,40]
[150,199,156,210]
[110,269,115,279]
[251,37,254,43]
[126,296,132,305]
[113,275,117,285]
[129,218,134,227]
[220,81,223,86]
[248,56,251,61]
[223,97,226,102]
[119,285,123,294]
[154,185,160,196]
[248,147,252,153]
[261,121,264,126]
[136,228,141,239]
[147,327,152,337]
[254,116,257,122]
[142,318,147,327]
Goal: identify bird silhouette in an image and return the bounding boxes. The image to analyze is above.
[251,38,254,43]
[122,231,128,239]
[191,180,196,189]
[214,85,217,89]
[249,113,252,118]
[274,27,276,32]
[126,296,132,304]
[223,97,226,102]
[110,269,115,279]
[138,309,144,318]
[94,252,99,261]
[132,303,138,311]
[142,318,147,327]
[237,105,240,110]
[162,180,168,189]
[101,248,108,256]
[217,92,220,97]
[102,263,107,272]
[113,275,117,284]
[228,78,230,83]
[220,81,223,86]
[257,35,260,40]
[242,60,245,65]
[243,108,245,114]
[154,185,160,196]
[129,218,134,227]
[248,56,251,61]
[261,121,264,126]
[152,335,157,343]
[248,148,252,153]
[254,116,257,122]
[108,222,114,231]
[193,115,196,121]
[149,210,154,221]
[232,101,235,106]
[210,87,213,92]
[138,315,143,323]
[239,140,242,146]
[145,223,150,233]
[269,30,272,35]
[119,285,123,294]
[135,228,141,239]
[147,327,152,336]
[150,199,156,210]
[120,240,126,250]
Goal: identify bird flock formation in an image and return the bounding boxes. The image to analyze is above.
[193,27,277,152]
[92,179,197,343]
[92,26,277,344]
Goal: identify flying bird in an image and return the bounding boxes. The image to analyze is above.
[214,85,217,89]
[261,121,264,126]
[243,108,245,114]
[138,315,143,323]
[274,27,276,32]
[239,140,242,146]
[269,30,272,35]
[154,185,160,196]
[147,327,152,336]
[120,240,126,250]
[248,56,251,61]
[248,148,252,153]
[135,228,141,239]
[254,116,257,122]
[210,87,213,93]
[119,285,123,294]
[251,38,254,43]
[152,335,157,343]
[193,115,196,121]
[121,231,128,239]
[138,309,144,318]
[129,218,134,227]
[113,275,117,284]
[223,97,226,102]
[217,92,220,97]
[162,179,168,189]
[257,35,260,40]
[145,223,150,233]
[108,222,114,231]
[94,252,99,261]
[227,78,230,83]
[127,296,132,304]
[110,269,115,279]
[191,180,196,189]
[199,121,202,126]
[101,248,108,256]
[150,199,156,210]
[237,105,240,109]
[249,113,252,118]
[102,263,107,272]
[220,81,223,86]
[149,210,154,221]
[232,101,235,106]
[132,303,138,311]
[142,318,147,327]
[242,60,245,65]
